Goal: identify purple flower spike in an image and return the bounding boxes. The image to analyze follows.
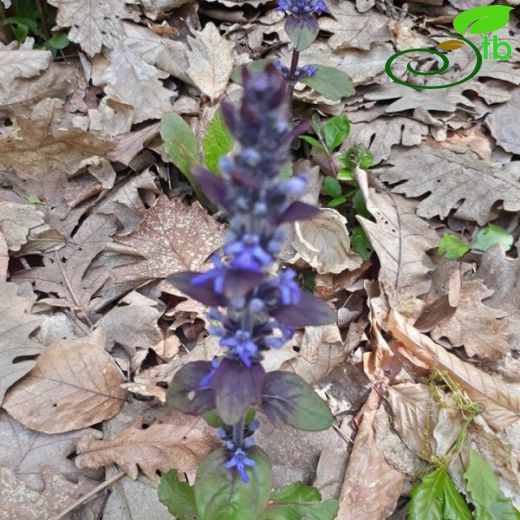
[224,448,256,483]
[277,0,328,15]
[220,330,259,367]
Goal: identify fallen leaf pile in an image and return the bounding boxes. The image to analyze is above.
[0,0,519,518]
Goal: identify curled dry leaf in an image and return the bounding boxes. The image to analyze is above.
[338,389,405,519]
[356,171,438,310]
[0,202,44,251]
[113,195,226,283]
[380,146,520,225]
[0,281,42,405]
[3,330,127,434]
[290,208,362,274]
[186,22,235,101]
[0,411,97,491]
[76,408,219,483]
[388,311,520,431]
[0,48,51,88]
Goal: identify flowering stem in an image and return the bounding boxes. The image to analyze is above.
[233,415,246,450]
[287,48,300,102]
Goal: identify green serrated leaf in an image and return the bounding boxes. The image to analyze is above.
[322,115,351,153]
[195,447,272,520]
[471,224,513,253]
[443,469,473,520]
[203,110,233,173]
[159,470,198,520]
[266,482,339,520]
[465,449,498,508]
[300,66,355,101]
[351,226,373,261]
[453,5,513,35]
[323,176,342,198]
[438,235,471,260]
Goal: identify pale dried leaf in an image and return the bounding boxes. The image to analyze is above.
[388,311,520,430]
[3,330,127,434]
[430,280,511,360]
[186,22,235,101]
[76,408,219,482]
[290,209,362,274]
[0,98,113,179]
[0,281,42,405]
[113,195,225,283]
[0,467,96,520]
[0,412,97,491]
[379,146,520,225]
[0,49,51,87]
[357,176,438,309]
[486,88,520,155]
[0,202,44,251]
[0,233,7,280]
[48,0,139,57]
[338,389,405,518]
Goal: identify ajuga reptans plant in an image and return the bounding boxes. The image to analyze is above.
[160,64,339,519]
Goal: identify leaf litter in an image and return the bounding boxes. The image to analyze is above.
[0,0,519,518]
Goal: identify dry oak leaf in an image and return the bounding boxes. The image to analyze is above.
[388,310,520,431]
[113,194,226,283]
[48,0,139,57]
[76,408,219,482]
[0,281,42,406]
[186,22,235,101]
[486,87,520,155]
[338,389,405,519]
[290,208,362,274]
[0,411,96,491]
[0,467,97,520]
[320,1,391,51]
[356,177,438,309]
[0,48,51,88]
[0,98,114,179]
[430,279,511,361]
[379,146,520,225]
[3,330,127,434]
[0,202,44,251]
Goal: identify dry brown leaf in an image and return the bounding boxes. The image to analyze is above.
[486,88,520,155]
[3,330,127,434]
[0,233,7,280]
[320,2,391,51]
[48,0,139,57]
[76,408,219,482]
[290,209,362,274]
[107,122,160,166]
[356,174,438,310]
[379,146,520,225]
[282,324,344,384]
[113,195,226,283]
[0,411,97,491]
[0,202,44,251]
[0,281,42,405]
[186,22,235,100]
[0,48,51,87]
[338,389,405,519]
[0,467,97,520]
[388,310,520,430]
[0,98,114,179]
[430,279,511,360]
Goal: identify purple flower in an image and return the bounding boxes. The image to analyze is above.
[192,255,227,294]
[224,448,256,483]
[198,357,220,388]
[220,330,259,367]
[299,64,318,79]
[225,234,273,272]
[277,0,328,15]
[276,269,302,306]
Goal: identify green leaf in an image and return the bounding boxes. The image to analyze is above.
[26,195,43,205]
[464,449,498,508]
[161,112,200,195]
[438,235,471,260]
[337,168,355,182]
[300,65,355,101]
[285,14,319,52]
[159,470,198,520]
[351,226,373,261]
[202,110,234,173]
[327,196,347,208]
[266,482,339,520]
[453,5,513,35]
[195,447,272,520]
[352,189,371,219]
[261,372,333,431]
[45,33,69,51]
[230,59,272,84]
[322,115,350,153]
[280,161,293,180]
[322,177,342,198]
[300,135,326,152]
[471,224,513,253]
[203,411,225,429]
[338,144,373,171]
[409,466,471,520]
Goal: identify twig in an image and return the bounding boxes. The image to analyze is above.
[53,471,126,520]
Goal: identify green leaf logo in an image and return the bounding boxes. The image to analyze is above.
[453,5,514,35]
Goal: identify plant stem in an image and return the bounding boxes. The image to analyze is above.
[233,415,245,448]
[287,48,300,102]
[35,0,51,40]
